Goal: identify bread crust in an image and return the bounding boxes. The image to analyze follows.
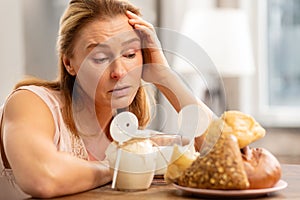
[242,146,282,189]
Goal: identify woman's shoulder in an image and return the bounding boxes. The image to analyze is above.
[3,86,57,118]
[9,85,63,109]
[2,85,63,125]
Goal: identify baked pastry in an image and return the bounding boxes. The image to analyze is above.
[221,111,266,148]
[178,119,249,189]
[194,110,265,153]
[164,145,197,184]
[171,111,282,190]
[242,146,282,189]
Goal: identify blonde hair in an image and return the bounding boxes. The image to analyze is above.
[15,0,151,136]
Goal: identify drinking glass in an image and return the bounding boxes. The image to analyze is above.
[149,132,183,176]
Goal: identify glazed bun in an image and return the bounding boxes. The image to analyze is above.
[241,146,282,189]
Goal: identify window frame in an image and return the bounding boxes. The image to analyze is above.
[256,0,300,127]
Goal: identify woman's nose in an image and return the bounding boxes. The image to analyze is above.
[110,58,127,80]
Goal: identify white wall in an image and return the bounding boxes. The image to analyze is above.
[130,0,157,25]
[0,0,24,105]
[157,0,219,132]
[160,0,216,31]
[23,0,66,81]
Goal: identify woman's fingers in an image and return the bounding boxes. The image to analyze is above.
[126,10,138,18]
[126,10,142,21]
[129,19,154,30]
[126,11,160,51]
[128,18,154,29]
[126,11,154,30]
[136,24,161,50]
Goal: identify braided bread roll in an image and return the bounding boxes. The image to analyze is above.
[178,120,249,189]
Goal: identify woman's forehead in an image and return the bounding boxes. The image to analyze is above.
[75,15,139,51]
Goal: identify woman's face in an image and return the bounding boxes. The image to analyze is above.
[68,15,143,110]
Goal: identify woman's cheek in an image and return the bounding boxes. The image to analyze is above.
[78,61,110,98]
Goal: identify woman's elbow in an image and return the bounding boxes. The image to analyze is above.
[17,174,63,198]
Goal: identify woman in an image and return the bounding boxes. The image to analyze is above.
[0,0,211,198]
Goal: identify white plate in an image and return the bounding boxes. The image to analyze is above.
[173,180,287,198]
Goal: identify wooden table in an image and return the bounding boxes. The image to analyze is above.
[1,164,300,199]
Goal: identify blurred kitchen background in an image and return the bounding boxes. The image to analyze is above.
[0,0,299,163]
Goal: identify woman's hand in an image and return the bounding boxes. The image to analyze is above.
[126,11,170,83]
[126,11,161,55]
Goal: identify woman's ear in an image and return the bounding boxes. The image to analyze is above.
[63,55,76,76]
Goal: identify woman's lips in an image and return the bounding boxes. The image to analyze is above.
[110,86,131,97]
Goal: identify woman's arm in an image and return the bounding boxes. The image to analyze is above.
[2,90,111,198]
[127,11,216,150]
[127,11,213,115]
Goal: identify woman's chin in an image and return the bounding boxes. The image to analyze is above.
[111,96,132,109]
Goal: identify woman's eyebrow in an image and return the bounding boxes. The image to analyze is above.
[121,37,141,46]
[86,43,110,51]
[86,37,140,51]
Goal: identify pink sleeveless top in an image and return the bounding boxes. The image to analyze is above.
[0,85,110,185]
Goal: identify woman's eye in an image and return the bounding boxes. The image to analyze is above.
[93,57,109,64]
[125,53,136,59]
[124,50,137,59]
